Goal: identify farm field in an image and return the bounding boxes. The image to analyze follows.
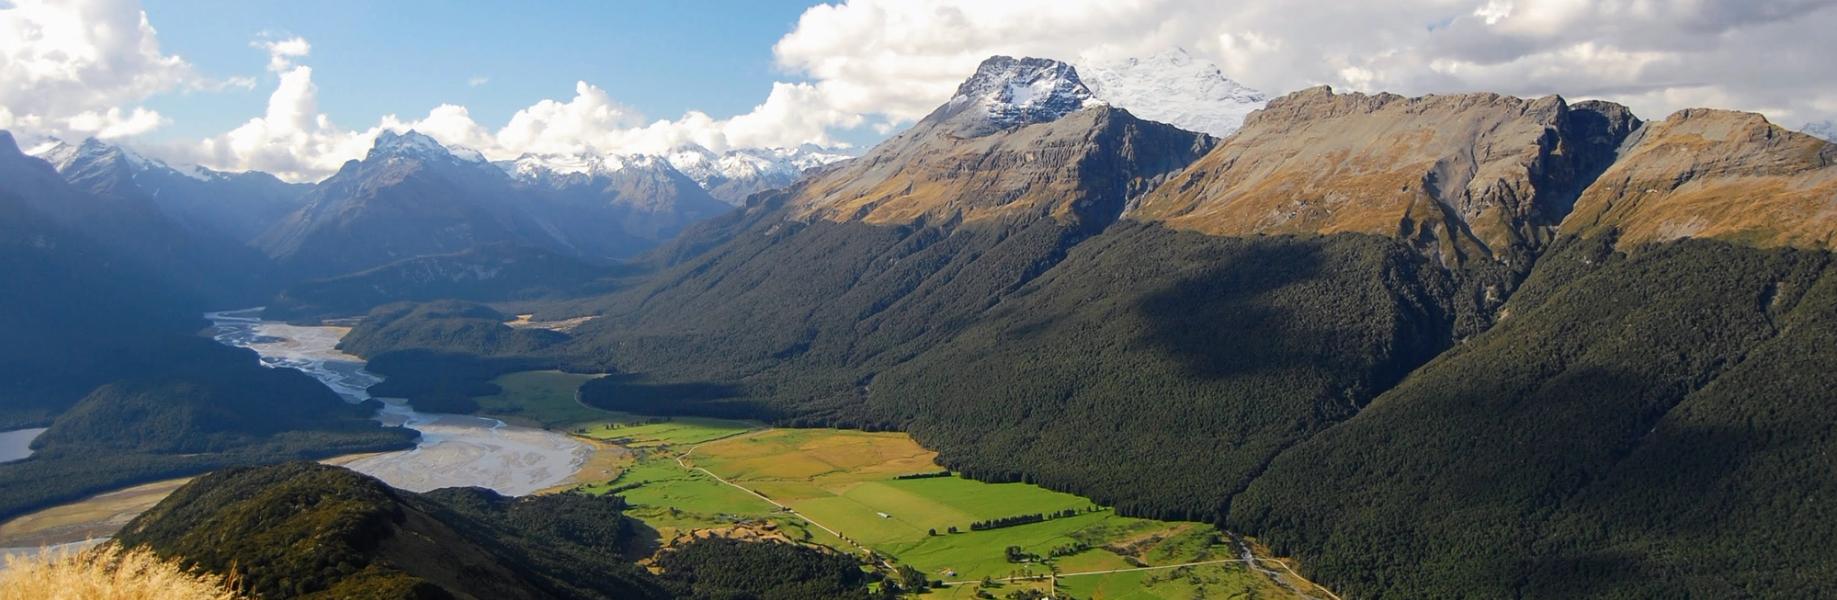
[679,429,1317,598]
[483,371,1324,598]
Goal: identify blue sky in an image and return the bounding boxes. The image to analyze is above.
[140,0,822,141]
[8,0,1832,181]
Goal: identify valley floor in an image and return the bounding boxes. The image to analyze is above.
[480,370,1337,599]
[2,359,1339,599]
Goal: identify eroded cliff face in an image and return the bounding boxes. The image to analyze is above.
[1130,86,1636,266]
[1562,108,1837,249]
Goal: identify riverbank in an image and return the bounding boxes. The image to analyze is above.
[206,310,593,496]
[2,313,598,561]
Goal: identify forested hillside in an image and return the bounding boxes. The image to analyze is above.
[1232,237,1837,598]
[0,132,414,521]
[115,462,879,599]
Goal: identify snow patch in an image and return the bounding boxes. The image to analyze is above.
[943,56,1098,131]
[1075,48,1268,138]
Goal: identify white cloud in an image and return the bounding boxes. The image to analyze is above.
[0,0,193,139]
[187,62,374,182]
[29,0,1837,182]
[254,35,311,73]
[184,49,863,181]
[771,0,1837,131]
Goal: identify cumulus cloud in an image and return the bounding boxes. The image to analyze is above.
[0,0,194,139]
[187,59,376,182]
[772,0,1837,130]
[20,0,1837,182]
[254,35,311,73]
[184,45,862,181]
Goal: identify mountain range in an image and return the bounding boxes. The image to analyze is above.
[317,54,1837,598]
[6,47,1836,599]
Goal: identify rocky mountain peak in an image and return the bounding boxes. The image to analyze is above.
[662,143,853,205]
[791,106,1211,228]
[35,137,152,175]
[366,129,485,164]
[1133,87,1633,265]
[500,151,673,184]
[923,55,1099,137]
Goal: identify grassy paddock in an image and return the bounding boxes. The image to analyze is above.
[681,429,1281,597]
[565,424,1315,599]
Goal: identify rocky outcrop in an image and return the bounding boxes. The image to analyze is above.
[1563,108,1837,249]
[1130,86,1635,266]
[792,107,1212,229]
[924,56,1098,138]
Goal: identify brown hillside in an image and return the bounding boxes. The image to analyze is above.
[1561,108,1837,249]
[1130,86,1634,265]
[791,106,1214,229]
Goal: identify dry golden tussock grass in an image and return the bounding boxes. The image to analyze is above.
[0,543,239,600]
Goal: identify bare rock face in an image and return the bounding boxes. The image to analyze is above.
[925,56,1098,138]
[1562,108,1837,249]
[1129,86,1634,266]
[789,57,1214,230]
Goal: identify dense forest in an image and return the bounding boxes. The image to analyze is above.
[345,205,1837,597]
[263,243,623,322]
[653,538,878,599]
[1232,237,1837,598]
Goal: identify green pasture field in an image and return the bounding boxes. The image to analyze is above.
[473,370,605,428]
[555,418,1319,598]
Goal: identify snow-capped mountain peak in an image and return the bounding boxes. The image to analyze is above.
[367,129,486,164]
[500,151,669,182]
[663,144,853,205]
[929,56,1100,136]
[35,137,153,173]
[1075,47,1268,138]
[28,137,233,182]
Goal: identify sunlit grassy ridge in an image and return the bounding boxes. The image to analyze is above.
[0,544,240,600]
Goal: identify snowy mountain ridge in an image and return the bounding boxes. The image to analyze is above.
[498,143,851,206]
[367,129,488,164]
[1075,48,1268,138]
[31,137,226,182]
[930,56,1100,136]
[925,50,1267,140]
